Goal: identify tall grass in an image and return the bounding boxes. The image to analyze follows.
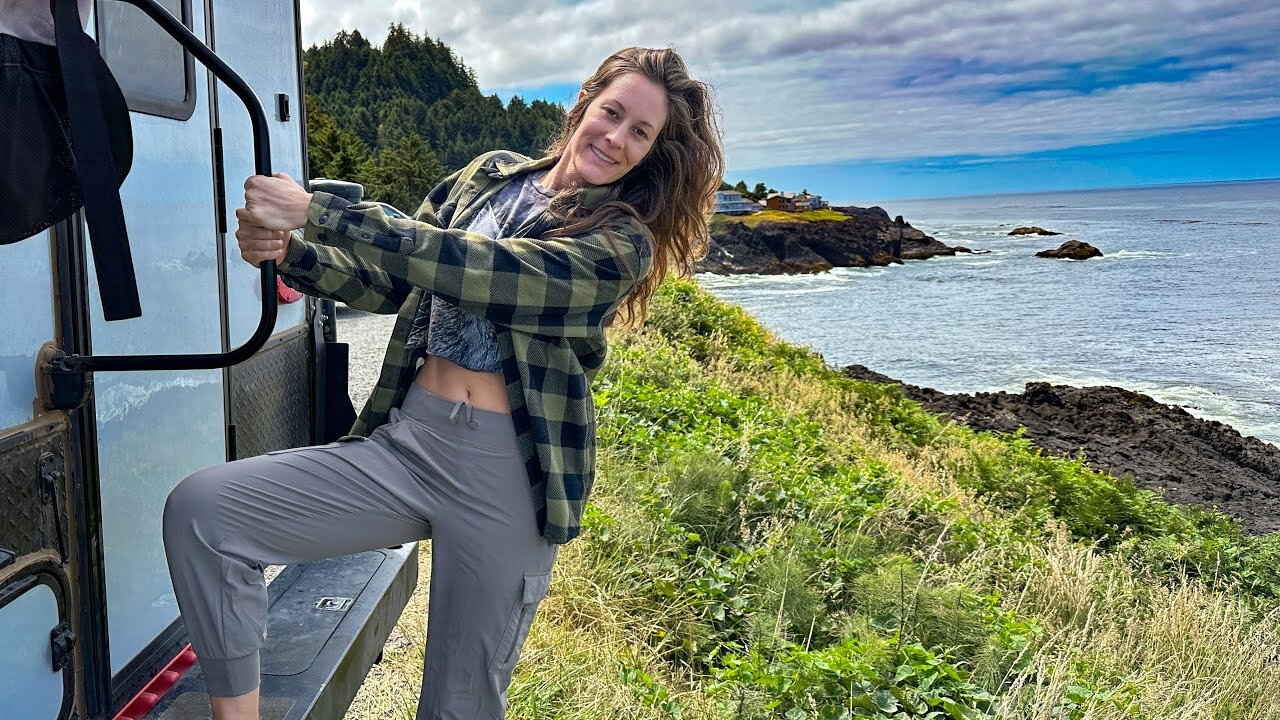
[721,209,851,227]
[347,279,1280,719]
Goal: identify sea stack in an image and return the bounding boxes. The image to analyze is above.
[1009,226,1063,236]
[1036,240,1103,260]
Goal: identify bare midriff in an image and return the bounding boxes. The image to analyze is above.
[413,354,511,413]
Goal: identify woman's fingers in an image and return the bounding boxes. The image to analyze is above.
[239,249,285,267]
[234,208,289,266]
[241,174,310,230]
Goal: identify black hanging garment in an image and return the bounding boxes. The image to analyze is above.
[1,0,140,320]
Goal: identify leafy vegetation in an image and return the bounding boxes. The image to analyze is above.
[349,279,1280,719]
[320,23,1280,718]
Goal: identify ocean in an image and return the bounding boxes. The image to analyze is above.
[695,179,1280,446]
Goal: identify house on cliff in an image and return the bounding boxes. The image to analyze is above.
[766,191,828,212]
[766,192,799,211]
[795,192,829,210]
[714,190,758,215]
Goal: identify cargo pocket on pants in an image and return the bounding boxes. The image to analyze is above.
[488,571,552,674]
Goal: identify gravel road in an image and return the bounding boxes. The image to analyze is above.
[335,306,399,408]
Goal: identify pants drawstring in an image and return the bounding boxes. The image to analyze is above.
[449,399,478,429]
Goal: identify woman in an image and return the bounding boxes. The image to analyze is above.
[162,47,723,720]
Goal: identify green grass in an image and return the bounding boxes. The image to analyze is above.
[716,209,850,227]
[347,279,1280,719]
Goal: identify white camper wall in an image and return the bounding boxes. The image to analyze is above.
[213,0,308,343]
[0,233,55,428]
[88,0,228,676]
[0,584,66,718]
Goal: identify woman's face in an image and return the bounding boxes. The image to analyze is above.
[556,72,668,188]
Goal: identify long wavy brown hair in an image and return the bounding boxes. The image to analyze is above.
[544,47,724,327]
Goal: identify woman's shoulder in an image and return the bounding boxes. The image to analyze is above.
[469,150,535,175]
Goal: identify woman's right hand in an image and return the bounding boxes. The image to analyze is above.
[235,208,290,267]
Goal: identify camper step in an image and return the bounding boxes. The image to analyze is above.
[136,544,419,720]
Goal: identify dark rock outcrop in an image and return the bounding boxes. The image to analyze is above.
[900,223,956,261]
[698,209,957,275]
[1036,240,1102,260]
[1009,226,1063,236]
[842,365,1280,534]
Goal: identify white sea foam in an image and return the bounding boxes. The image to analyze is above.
[1012,371,1280,445]
[1097,250,1169,260]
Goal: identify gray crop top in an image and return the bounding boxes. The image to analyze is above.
[404,169,557,372]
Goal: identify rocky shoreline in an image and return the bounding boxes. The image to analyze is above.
[698,210,1117,274]
[696,206,963,275]
[842,365,1280,534]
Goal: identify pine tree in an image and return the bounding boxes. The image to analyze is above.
[361,134,446,213]
[305,95,371,181]
[304,24,568,178]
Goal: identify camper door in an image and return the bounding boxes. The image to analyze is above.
[0,1,311,718]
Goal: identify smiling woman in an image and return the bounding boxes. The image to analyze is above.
[165,46,724,720]
[544,72,669,187]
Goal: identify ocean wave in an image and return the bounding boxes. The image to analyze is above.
[960,260,1005,267]
[1096,250,1170,260]
[1156,219,1270,226]
[831,267,890,278]
[1146,384,1280,443]
[695,272,872,296]
[738,286,843,298]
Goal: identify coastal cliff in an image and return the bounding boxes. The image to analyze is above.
[697,206,957,275]
[843,365,1280,534]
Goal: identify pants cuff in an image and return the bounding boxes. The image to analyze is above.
[199,651,260,697]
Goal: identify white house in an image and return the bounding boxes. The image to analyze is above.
[714,190,758,215]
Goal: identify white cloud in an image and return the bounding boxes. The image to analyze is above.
[298,0,1280,171]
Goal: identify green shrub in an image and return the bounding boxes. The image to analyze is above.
[573,278,1280,718]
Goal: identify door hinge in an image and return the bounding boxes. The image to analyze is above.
[50,622,76,672]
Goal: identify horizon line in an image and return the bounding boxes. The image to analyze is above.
[843,175,1280,206]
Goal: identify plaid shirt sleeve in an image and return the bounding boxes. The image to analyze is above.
[277,170,465,313]
[300,191,651,337]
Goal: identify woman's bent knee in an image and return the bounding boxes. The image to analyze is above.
[163,466,226,547]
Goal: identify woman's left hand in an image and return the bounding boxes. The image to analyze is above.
[240,172,312,231]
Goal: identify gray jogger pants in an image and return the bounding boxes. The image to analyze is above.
[162,383,558,719]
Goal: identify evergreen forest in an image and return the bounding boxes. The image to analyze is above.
[302,25,565,212]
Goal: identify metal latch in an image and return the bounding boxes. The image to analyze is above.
[39,452,69,563]
[50,622,76,671]
[37,342,92,411]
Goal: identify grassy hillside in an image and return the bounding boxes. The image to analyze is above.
[349,279,1280,719]
[717,209,851,228]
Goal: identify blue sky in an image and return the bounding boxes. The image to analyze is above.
[300,1,1280,201]
[730,117,1280,204]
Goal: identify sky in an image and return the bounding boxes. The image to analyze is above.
[297,1,1280,203]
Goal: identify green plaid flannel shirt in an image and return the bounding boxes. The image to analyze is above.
[278,151,654,544]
